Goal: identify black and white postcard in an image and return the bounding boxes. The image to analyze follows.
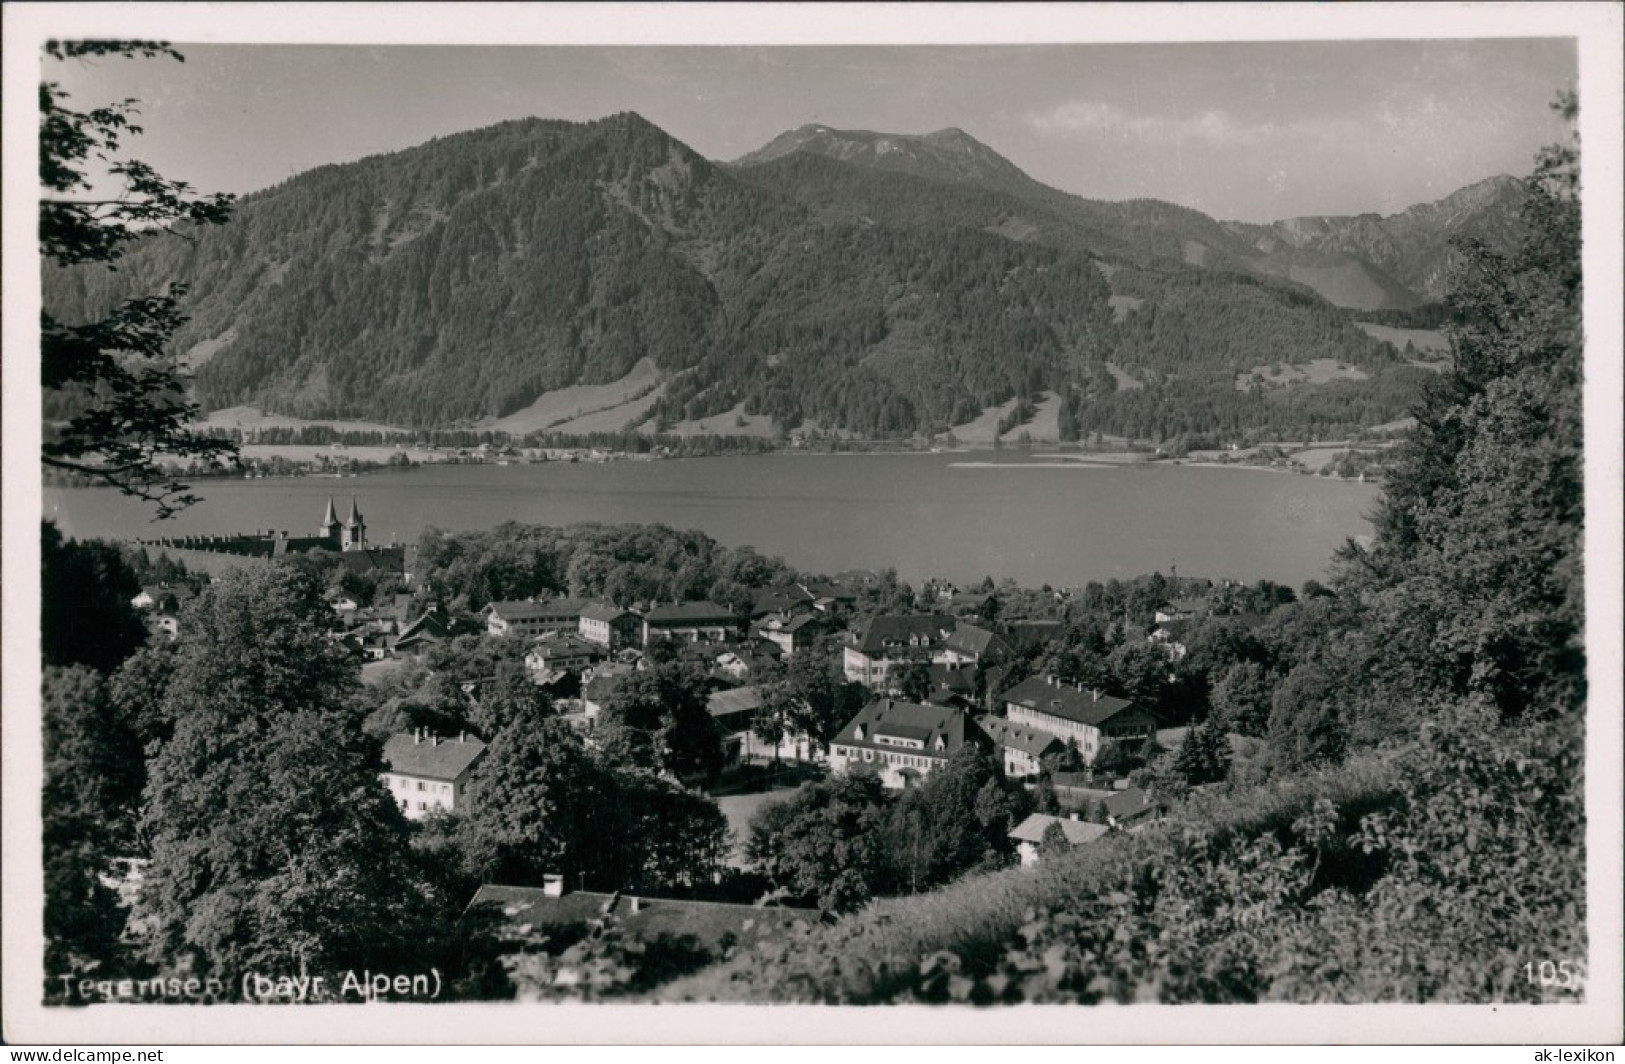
[4,1,1621,1048]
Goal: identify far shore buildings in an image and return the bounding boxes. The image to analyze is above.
[381,729,487,820]
[132,496,407,579]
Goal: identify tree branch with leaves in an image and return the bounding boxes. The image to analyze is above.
[40,40,237,518]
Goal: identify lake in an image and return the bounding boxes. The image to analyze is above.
[44,452,1380,590]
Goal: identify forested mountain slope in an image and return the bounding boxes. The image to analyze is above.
[43,113,1512,438]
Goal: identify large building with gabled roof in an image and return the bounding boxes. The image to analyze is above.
[829,698,977,790]
[1000,675,1161,765]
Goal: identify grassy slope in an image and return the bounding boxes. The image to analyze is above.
[482,359,663,435]
[656,754,1402,1003]
[947,391,1063,444]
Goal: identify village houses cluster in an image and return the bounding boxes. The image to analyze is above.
[363,574,1178,861]
[128,499,1191,897]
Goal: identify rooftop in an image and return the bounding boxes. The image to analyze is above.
[976,715,1067,758]
[707,686,765,720]
[1008,813,1110,846]
[850,614,955,655]
[579,603,638,623]
[1103,787,1160,820]
[1160,596,1212,615]
[382,732,487,781]
[832,699,969,757]
[941,622,1012,660]
[645,601,740,625]
[488,598,588,621]
[1002,675,1144,728]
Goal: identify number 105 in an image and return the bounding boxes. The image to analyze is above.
[1524,959,1586,990]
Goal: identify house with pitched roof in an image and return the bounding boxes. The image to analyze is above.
[641,601,741,645]
[581,661,638,720]
[577,603,642,650]
[381,729,487,820]
[829,699,975,790]
[392,608,450,658]
[486,598,587,638]
[524,632,603,675]
[938,622,1014,667]
[976,714,1068,779]
[1154,596,1211,625]
[707,685,765,737]
[755,610,831,658]
[841,614,956,687]
[750,585,816,619]
[1000,675,1161,765]
[1009,813,1110,866]
[1103,786,1164,829]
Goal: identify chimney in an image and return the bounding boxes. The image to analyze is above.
[1091,688,1100,702]
[1069,811,1080,821]
[431,734,440,747]
[542,873,566,897]
[459,731,466,743]
[629,896,643,914]
[413,729,422,745]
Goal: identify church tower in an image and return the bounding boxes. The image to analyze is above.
[342,496,367,551]
[319,497,341,543]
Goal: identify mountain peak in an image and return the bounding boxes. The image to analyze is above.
[736,122,1039,197]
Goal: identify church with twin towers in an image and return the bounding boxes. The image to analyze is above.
[133,495,407,579]
[320,495,370,551]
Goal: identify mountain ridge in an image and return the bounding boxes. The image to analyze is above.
[1221,173,1526,304]
[43,112,1510,438]
[734,121,1524,310]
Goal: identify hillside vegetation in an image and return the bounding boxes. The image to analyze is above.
[43,113,1510,442]
[655,102,1585,1005]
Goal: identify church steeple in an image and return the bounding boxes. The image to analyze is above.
[341,496,367,551]
[319,497,341,541]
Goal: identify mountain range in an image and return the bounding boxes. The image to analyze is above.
[43,113,1527,440]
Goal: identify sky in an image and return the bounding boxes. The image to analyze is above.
[42,36,1577,222]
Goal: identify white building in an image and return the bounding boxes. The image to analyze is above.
[1000,675,1161,765]
[829,699,973,790]
[381,730,487,820]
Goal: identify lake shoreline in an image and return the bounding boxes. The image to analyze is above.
[48,453,1381,590]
